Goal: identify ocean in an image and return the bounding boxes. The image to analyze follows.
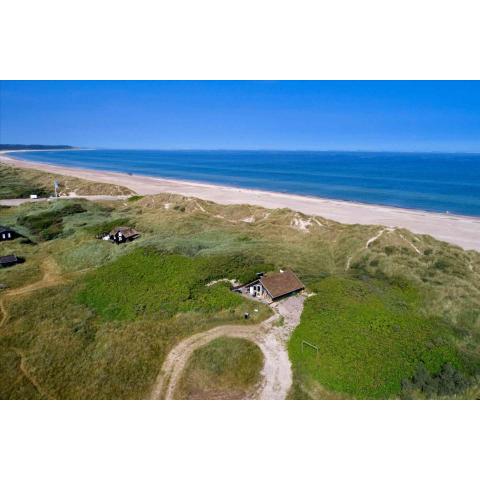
[7,149,480,216]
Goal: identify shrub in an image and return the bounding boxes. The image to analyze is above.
[433,259,450,272]
[401,362,469,398]
[84,217,132,236]
[18,203,87,240]
[127,195,144,203]
[77,249,271,322]
[289,277,464,399]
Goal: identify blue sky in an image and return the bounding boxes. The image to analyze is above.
[1,81,480,151]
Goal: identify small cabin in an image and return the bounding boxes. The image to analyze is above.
[109,226,140,244]
[238,269,305,302]
[0,254,21,268]
[0,226,18,242]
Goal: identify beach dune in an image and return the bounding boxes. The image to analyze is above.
[2,154,480,252]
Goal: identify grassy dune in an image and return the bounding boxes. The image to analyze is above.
[176,337,264,399]
[0,163,134,198]
[1,191,480,399]
[289,277,472,399]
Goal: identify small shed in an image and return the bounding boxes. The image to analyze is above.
[240,269,305,302]
[109,226,140,244]
[0,254,21,268]
[0,226,18,242]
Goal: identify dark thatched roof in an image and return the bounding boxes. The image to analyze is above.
[0,225,16,234]
[260,270,304,300]
[0,255,18,265]
[109,226,139,239]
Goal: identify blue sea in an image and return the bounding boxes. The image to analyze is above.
[8,149,480,217]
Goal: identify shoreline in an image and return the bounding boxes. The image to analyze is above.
[2,153,480,251]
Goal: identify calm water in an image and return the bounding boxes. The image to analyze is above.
[8,149,480,216]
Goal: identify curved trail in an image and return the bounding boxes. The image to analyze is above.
[150,295,305,400]
[345,227,395,270]
[0,257,64,327]
[0,257,65,398]
[13,348,54,399]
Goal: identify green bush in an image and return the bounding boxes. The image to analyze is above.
[401,362,469,398]
[17,203,87,240]
[84,217,132,236]
[77,249,270,322]
[127,195,144,203]
[289,276,464,398]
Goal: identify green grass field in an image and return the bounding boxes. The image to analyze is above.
[176,337,264,399]
[289,276,476,399]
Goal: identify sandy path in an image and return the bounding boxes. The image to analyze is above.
[150,295,305,400]
[2,154,480,252]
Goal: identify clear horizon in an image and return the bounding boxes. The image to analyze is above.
[2,81,480,152]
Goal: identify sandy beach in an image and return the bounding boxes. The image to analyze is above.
[2,153,480,252]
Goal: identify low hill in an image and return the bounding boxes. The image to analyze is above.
[0,192,479,399]
[0,162,135,198]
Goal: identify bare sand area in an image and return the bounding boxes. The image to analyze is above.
[2,154,480,251]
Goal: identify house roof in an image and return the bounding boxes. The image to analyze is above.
[109,226,139,238]
[0,255,18,264]
[260,270,304,299]
[0,225,16,234]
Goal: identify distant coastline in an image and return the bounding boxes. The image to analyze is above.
[2,152,480,252]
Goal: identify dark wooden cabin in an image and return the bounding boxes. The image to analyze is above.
[109,226,140,244]
[0,254,21,268]
[0,226,18,242]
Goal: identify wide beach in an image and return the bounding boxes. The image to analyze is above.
[2,153,480,251]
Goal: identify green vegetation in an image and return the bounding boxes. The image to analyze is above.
[127,195,144,202]
[401,362,469,399]
[84,217,132,236]
[18,203,87,241]
[0,162,134,198]
[0,248,271,399]
[1,178,480,399]
[289,277,472,399]
[0,164,52,199]
[77,249,270,322]
[176,337,264,399]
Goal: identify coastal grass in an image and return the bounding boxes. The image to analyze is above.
[175,337,264,399]
[0,249,271,399]
[0,162,134,198]
[288,276,472,399]
[77,248,272,322]
[0,164,52,199]
[1,190,480,399]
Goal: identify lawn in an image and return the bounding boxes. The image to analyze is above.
[289,276,468,399]
[175,336,264,399]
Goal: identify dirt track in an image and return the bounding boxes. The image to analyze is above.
[0,257,65,397]
[150,295,305,400]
